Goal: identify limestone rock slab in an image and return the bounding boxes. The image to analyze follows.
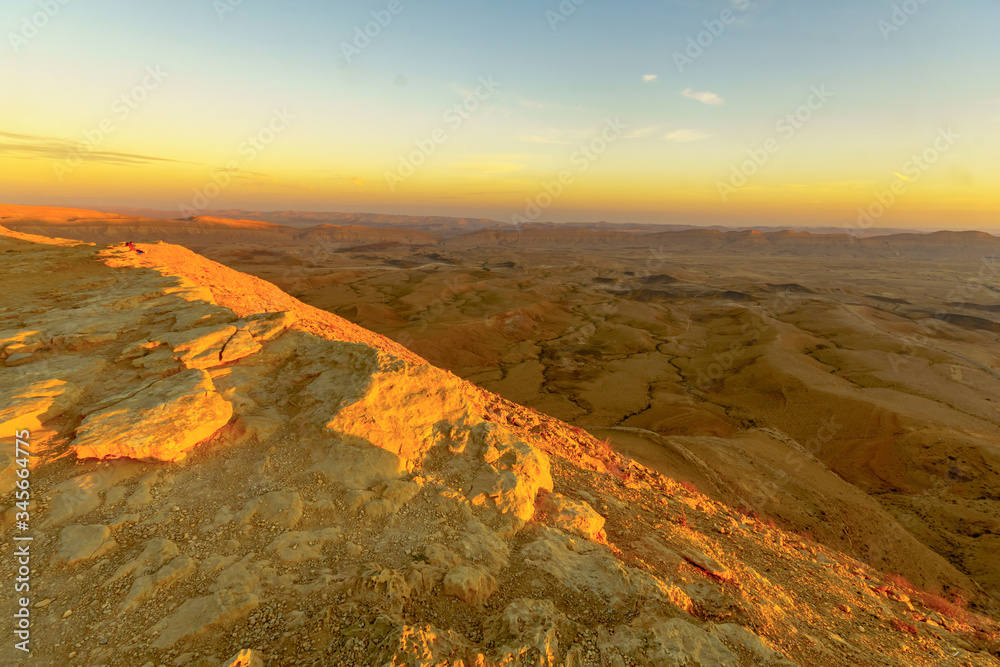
[51,524,115,567]
[73,368,232,462]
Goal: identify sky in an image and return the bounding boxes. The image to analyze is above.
[1,0,998,230]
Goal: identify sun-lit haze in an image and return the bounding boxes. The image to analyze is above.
[2,0,998,230]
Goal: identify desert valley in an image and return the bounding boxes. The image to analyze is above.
[1,204,998,666]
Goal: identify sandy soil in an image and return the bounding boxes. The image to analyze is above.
[198,240,1000,615]
[2,229,999,667]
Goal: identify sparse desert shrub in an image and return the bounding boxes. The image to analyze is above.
[886,573,915,591]
[916,591,965,621]
[593,438,626,480]
[891,619,918,635]
[797,531,815,543]
[679,480,698,494]
[882,574,969,621]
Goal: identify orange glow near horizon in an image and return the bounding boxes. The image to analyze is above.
[3,145,998,230]
[2,2,998,231]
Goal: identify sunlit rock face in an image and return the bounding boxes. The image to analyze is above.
[73,369,234,462]
[1,227,998,667]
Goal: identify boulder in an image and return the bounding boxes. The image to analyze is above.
[486,599,566,663]
[539,492,607,541]
[443,565,497,606]
[121,556,196,611]
[0,355,104,435]
[234,491,303,529]
[51,524,115,567]
[73,368,233,462]
[466,424,554,526]
[106,538,181,586]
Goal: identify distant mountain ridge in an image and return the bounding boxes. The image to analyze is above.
[2,204,998,260]
[56,205,979,237]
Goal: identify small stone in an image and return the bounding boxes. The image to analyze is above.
[5,352,32,366]
[679,547,733,582]
[34,599,52,608]
[63,609,73,618]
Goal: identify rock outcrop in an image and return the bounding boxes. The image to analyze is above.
[0,229,997,667]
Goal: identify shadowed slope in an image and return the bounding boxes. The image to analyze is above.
[2,229,997,666]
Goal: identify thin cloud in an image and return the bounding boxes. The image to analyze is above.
[624,126,662,139]
[642,74,659,83]
[516,128,592,145]
[681,88,724,105]
[0,131,197,166]
[664,129,710,142]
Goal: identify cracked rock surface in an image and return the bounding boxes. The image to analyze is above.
[0,230,997,666]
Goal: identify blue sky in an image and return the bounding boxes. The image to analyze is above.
[1,0,998,228]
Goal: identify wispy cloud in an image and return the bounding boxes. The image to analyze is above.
[0,131,197,166]
[642,74,658,83]
[664,129,710,142]
[680,88,724,105]
[624,126,662,139]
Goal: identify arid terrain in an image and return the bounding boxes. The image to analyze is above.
[2,206,999,665]
[214,225,1000,611]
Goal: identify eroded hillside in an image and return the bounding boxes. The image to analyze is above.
[1,230,999,667]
